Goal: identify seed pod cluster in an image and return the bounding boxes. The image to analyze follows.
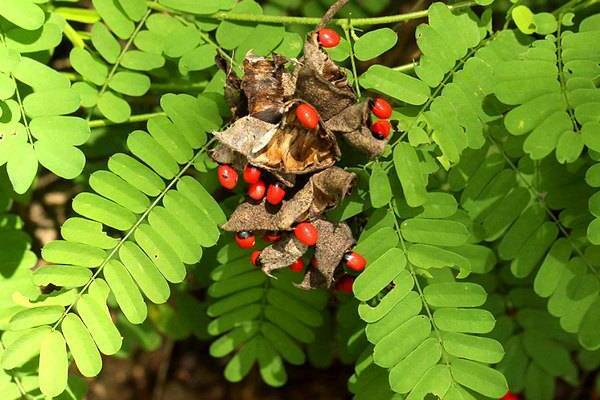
[212,29,393,290]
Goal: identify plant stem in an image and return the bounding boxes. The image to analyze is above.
[88,112,165,128]
[148,1,476,27]
[392,61,417,73]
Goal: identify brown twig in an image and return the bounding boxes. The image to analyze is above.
[317,0,350,29]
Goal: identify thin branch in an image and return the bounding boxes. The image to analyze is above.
[147,1,477,27]
[88,112,166,128]
[317,0,350,30]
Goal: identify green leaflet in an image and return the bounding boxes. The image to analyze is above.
[393,142,427,207]
[61,313,102,378]
[0,0,44,31]
[360,65,430,105]
[39,331,68,397]
[354,28,398,61]
[369,163,392,208]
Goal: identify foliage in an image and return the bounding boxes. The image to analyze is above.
[1,0,600,399]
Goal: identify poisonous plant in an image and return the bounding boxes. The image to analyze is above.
[1,0,600,399]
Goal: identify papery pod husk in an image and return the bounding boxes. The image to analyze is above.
[257,219,355,289]
[212,104,340,179]
[299,219,354,289]
[294,33,356,122]
[325,101,388,158]
[260,233,308,275]
[221,167,356,232]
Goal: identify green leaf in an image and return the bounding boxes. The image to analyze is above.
[512,5,535,34]
[91,23,121,64]
[179,45,217,74]
[159,0,220,14]
[39,331,68,397]
[389,338,442,394]
[77,294,123,355]
[42,239,106,268]
[450,358,508,398]
[6,137,37,194]
[121,50,165,71]
[89,170,149,213]
[354,28,398,61]
[0,0,44,30]
[30,116,90,145]
[23,88,81,118]
[70,47,109,86]
[433,308,496,333]
[119,241,170,304]
[4,21,62,53]
[373,315,431,368]
[0,72,15,100]
[62,313,102,377]
[216,0,263,50]
[442,332,504,364]
[104,259,147,324]
[33,265,92,287]
[394,142,427,207]
[369,164,392,208]
[353,248,406,301]
[61,218,118,249]
[1,326,50,369]
[9,305,64,330]
[401,218,469,247]
[97,91,131,123]
[424,282,487,308]
[34,140,85,179]
[108,71,150,96]
[108,153,165,196]
[360,65,430,105]
[92,0,134,40]
[0,47,21,73]
[134,223,186,283]
[117,0,147,21]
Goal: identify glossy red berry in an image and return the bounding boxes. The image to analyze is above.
[501,392,519,400]
[343,251,367,272]
[294,222,319,246]
[235,231,255,249]
[264,231,282,243]
[250,250,261,266]
[289,258,304,272]
[295,103,320,129]
[247,180,266,201]
[335,276,354,293]
[243,164,262,184]
[371,97,393,119]
[371,119,392,140]
[217,164,238,190]
[318,28,341,48]
[266,182,286,205]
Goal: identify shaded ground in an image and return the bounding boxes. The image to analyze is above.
[87,341,351,400]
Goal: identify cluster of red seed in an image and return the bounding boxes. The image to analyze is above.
[215,162,368,292]
[217,164,287,205]
[214,27,396,294]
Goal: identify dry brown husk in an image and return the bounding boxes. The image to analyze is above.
[221,167,355,232]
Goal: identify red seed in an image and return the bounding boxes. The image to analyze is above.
[343,252,367,272]
[235,231,255,249]
[217,164,238,190]
[335,276,354,293]
[250,250,261,266]
[264,231,282,243]
[318,28,341,48]
[295,103,320,130]
[247,180,266,201]
[501,392,519,400]
[266,182,286,205]
[371,97,393,119]
[371,119,391,140]
[289,258,304,272]
[294,222,319,246]
[243,164,262,184]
